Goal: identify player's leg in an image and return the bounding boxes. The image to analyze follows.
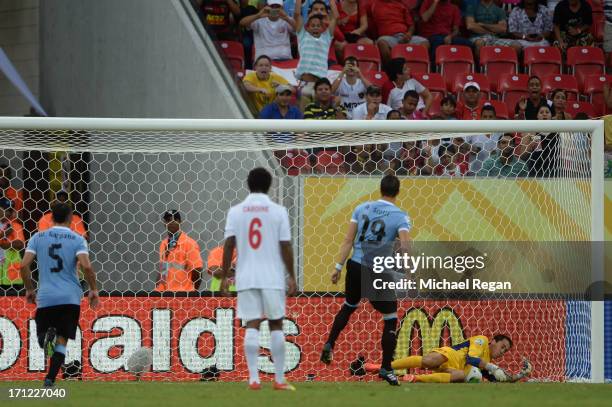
[263,289,294,391]
[372,299,399,386]
[321,260,361,364]
[364,349,445,373]
[407,368,465,383]
[45,336,67,387]
[43,304,80,387]
[237,289,264,389]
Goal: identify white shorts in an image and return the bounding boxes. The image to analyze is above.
[237,289,286,322]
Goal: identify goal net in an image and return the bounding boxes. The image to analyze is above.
[0,118,605,383]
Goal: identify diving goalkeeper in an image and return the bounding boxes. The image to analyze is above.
[363,334,527,383]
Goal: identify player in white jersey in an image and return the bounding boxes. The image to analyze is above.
[221,167,297,391]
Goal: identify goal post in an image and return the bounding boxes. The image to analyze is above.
[0,117,605,383]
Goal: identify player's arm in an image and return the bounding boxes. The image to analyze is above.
[331,221,358,284]
[77,253,99,309]
[465,338,509,382]
[220,236,236,295]
[19,251,37,304]
[280,241,297,296]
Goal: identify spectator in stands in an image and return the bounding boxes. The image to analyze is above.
[0,164,23,217]
[477,133,529,177]
[469,104,501,173]
[335,0,373,61]
[155,210,203,292]
[196,0,241,40]
[515,76,550,120]
[433,144,465,175]
[528,104,560,177]
[386,59,433,114]
[399,90,427,119]
[387,109,402,119]
[456,82,486,119]
[332,57,371,116]
[350,85,392,119]
[240,0,296,62]
[38,190,88,239]
[260,85,303,119]
[294,0,338,109]
[466,0,520,57]
[397,141,426,175]
[206,244,236,292]
[438,95,458,119]
[0,197,24,288]
[371,0,430,69]
[508,0,553,48]
[304,78,347,119]
[243,55,291,114]
[550,89,572,119]
[420,0,473,65]
[553,0,594,51]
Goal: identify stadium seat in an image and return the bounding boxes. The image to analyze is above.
[272,59,299,69]
[485,100,509,119]
[497,74,529,115]
[412,72,446,98]
[391,44,430,74]
[453,73,490,100]
[343,43,381,71]
[279,150,311,176]
[582,75,612,117]
[565,101,596,118]
[435,45,474,89]
[524,47,562,77]
[314,150,346,175]
[542,74,579,100]
[216,41,245,71]
[479,46,518,93]
[592,12,604,42]
[566,47,605,90]
[428,93,443,117]
[363,70,389,89]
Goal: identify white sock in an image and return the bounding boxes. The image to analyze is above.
[244,328,260,384]
[270,330,286,384]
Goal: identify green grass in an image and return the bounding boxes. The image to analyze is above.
[2,382,611,407]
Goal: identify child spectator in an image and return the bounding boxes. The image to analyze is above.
[439,95,458,120]
[386,59,432,114]
[243,55,291,114]
[240,0,296,61]
[332,57,371,116]
[294,0,338,108]
[399,90,426,119]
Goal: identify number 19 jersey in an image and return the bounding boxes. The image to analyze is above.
[25,226,88,308]
[350,200,411,265]
[224,193,291,291]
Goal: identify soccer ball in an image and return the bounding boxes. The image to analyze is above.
[465,366,482,383]
[127,347,152,377]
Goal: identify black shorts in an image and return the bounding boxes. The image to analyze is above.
[35,304,80,343]
[345,259,397,315]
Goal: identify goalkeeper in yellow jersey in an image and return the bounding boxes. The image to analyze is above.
[364,334,524,383]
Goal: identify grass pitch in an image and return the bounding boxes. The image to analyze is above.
[2,381,611,407]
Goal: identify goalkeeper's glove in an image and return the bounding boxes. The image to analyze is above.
[485,363,508,382]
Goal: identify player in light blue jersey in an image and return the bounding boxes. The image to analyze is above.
[321,174,411,385]
[20,202,99,387]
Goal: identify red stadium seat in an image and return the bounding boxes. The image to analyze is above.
[542,74,579,100]
[279,150,311,176]
[524,46,562,77]
[435,45,474,89]
[412,73,446,97]
[363,70,389,88]
[592,12,605,42]
[565,101,596,118]
[343,43,381,71]
[272,59,299,69]
[454,73,491,100]
[216,40,245,71]
[497,74,529,115]
[479,46,518,93]
[485,100,509,119]
[391,44,430,74]
[583,75,612,116]
[314,151,346,175]
[428,93,443,118]
[566,47,605,89]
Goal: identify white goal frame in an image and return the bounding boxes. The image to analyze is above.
[0,117,605,383]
